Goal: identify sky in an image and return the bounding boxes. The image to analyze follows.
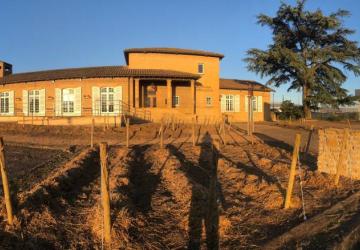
[1,0,360,104]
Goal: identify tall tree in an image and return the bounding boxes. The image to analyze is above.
[245,0,360,119]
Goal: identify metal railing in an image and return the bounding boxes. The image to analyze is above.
[7,100,152,122]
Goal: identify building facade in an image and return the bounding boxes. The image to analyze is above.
[0,48,271,125]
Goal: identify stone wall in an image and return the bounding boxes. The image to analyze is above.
[318,128,360,179]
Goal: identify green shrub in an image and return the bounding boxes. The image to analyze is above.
[278,100,304,120]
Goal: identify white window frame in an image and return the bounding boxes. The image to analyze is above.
[173,96,180,107]
[252,96,258,112]
[100,87,115,114]
[225,95,234,112]
[62,88,75,114]
[29,90,40,114]
[198,63,204,74]
[206,96,212,107]
[0,92,10,115]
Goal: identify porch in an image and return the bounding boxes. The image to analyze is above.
[129,78,196,117]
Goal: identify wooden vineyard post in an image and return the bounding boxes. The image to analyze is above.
[0,137,13,225]
[192,117,196,147]
[347,119,352,129]
[222,119,227,145]
[91,118,95,148]
[159,121,164,149]
[335,128,350,186]
[284,134,301,209]
[126,118,130,148]
[304,125,314,153]
[100,142,111,247]
[172,117,175,131]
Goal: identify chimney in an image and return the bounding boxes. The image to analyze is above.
[0,61,13,78]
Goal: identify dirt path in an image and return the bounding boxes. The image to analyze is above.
[234,123,318,155]
[126,144,189,249]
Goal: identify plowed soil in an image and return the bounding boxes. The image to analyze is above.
[0,121,359,249]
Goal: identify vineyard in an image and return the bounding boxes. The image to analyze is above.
[0,121,359,249]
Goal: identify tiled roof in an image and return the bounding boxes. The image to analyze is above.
[0,66,200,84]
[220,78,272,92]
[124,47,224,64]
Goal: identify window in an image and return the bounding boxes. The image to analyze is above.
[29,90,40,114]
[252,97,257,112]
[198,63,204,74]
[245,96,262,112]
[0,92,9,114]
[225,95,234,112]
[101,87,114,113]
[62,88,75,113]
[173,96,180,107]
[206,96,212,107]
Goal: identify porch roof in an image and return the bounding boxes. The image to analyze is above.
[0,66,200,85]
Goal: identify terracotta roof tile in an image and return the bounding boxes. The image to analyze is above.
[0,66,200,84]
[220,78,272,92]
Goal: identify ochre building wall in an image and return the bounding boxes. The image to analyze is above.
[128,52,221,120]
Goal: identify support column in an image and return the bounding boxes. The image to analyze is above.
[141,84,145,108]
[167,79,172,108]
[129,77,134,108]
[134,78,140,108]
[191,79,196,114]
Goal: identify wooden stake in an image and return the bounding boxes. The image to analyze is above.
[100,142,111,246]
[335,128,350,186]
[304,125,314,153]
[284,133,301,209]
[0,138,13,225]
[222,119,226,145]
[91,118,95,148]
[126,118,130,148]
[192,117,196,147]
[347,119,352,129]
[160,121,164,149]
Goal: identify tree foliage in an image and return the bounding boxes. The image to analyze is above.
[245,0,360,118]
[279,100,303,120]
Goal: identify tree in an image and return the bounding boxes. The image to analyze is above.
[279,100,303,120]
[245,0,360,119]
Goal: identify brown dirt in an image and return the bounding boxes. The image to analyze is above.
[0,121,359,249]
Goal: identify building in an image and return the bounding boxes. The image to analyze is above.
[0,48,272,125]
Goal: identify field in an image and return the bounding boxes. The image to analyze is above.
[0,121,359,249]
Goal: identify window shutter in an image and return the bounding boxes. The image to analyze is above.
[23,90,28,116]
[8,91,14,115]
[245,96,249,112]
[39,89,46,116]
[257,96,263,112]
[234,95,240,112]
[220,95,226,112]
[114,86,122,115]
[55,88,62,116]
[92,87,100,116]
[74,87,82,116]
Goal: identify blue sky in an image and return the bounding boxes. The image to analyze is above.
[1,0,360,104]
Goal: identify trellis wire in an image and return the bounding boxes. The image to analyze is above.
[297,153,307,221]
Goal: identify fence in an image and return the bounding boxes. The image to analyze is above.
[6,100,151,124]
